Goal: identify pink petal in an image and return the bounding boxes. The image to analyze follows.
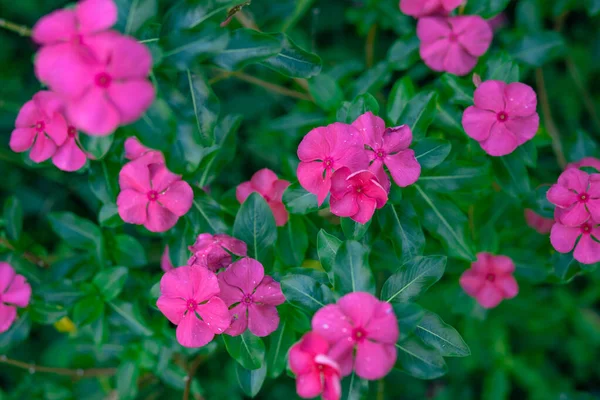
[574,233,600,264]
[9,128,36,153]
[556,203,591,227]
[248,303,280,337]
[557,168,589,195]
[196,296,231,334]
[475,283,504,308]
[270,179,291,201]
[158,181,193,217]
[217,275,244,306]
[505,82,537,117]
[330,341,354,377]
[355,341,396,380]
[0,263,16,294]
[119,159,151,192]
[76,0,118,34]
[462,107,496,141]
[443,43,478,76]
[156,296,187,325]
[460,269,484,297]
[312,304,353,342]
[289,342,313,375]
[550,223,580,253]
[150,164,181,192]
[160,267,193,299]
[496,276,518,299]
[322,372,342,400]
[216,234,247,256]
[34,91,64,118]
[471,253,493,274]
[44,113,68,147]
[3,275,31,307]
[384,149,421,188]
[524,209,554,234]
[351,111,385,149]
[417,17,451,43]
[15,100,41,128]
[117,189,148,225]
[253,276,285,306]
[0,303,17,334]
[29,133,57,163]
[474,80,506,113]
[299,332,331,356]
[32,9,77,45]
[296,371,323,398]
[353,196,378,224]
[589,175,600,196]
[108,80,155,124]
[124,137,152,160]
[330,193,360,218]
[297,161,329,205]
[269,201,289,226]
[368,159,391,193]
[491,255,515,275]
[225,303,248,336]
[338,292,379,327]
[365,301,399,343]
[236,181,255,204]
[250,168,279,196]
[455,16,493,56]
[161,246,174,272]
[106,36,153,80]
[547,184,578,208]
[383,125,413,153]
[479,122,519,157]
[52,137,87,172]
[329,167,353,199]
[67,88,121,136]
[36,45,93,99]
[176,312,215,348]
[587,199,600,222]
[145,202,178,232]
[298,126,332,161]
[221,258,264,294]
[331,142,369,174]
[442,0,463,11]
[419,39,449,73]
[505,114,539,144]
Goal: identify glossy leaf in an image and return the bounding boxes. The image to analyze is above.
[281,274,335,313]
[213,28,282,71]
[414,311,470,357]
[333,241,375,295]
[3,196,23,241]
[224,330,266,370]
[261,33,322,78]
[317,229,342,273]
[395,337,448,380]
[233,193,277,262]
[236,363,267,398]
[378,201,425,261]
[93,267,128,301]
[382,256,446,303]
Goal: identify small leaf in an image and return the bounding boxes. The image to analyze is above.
[161,22,229,69]
[266,320,295,378]
[236,363,267,398]
[317,229,342,273]
[224,331,266,370]
[392,303,425,336]
[414,311,470,357]
[281,274,335,313]
[48,212,106,266]
[115,0,157,35]
[388,76,415,125]
[29,301,67,324]
[337,93,380,123]
[108,301,153,336]
[116,361,140,400]
[79,134,114,160]
[395,337,448,380]
[398,91,438,140]
[213,28,282,70]
[413,138,451,170]
[277,215,308,267]
[73,296,105,327]
[308,73,344,111]
[341,218,372,241]
[0,312,31,353]
[484,52,520,83]
[233,193,277,263]
[98,204,123,227]
[282,182,321,214]
[189,191,230,234]
[333,241,375,295]
[185,70,220,142]
[3,196,23,241]
[93,267,128,301]
[509,31,566,67]
[113,235,147,267]
[378,201,425,262]
[343,372,370,400]
[261,33,322,78]
[464,0,510,18]
[381,256,446,303]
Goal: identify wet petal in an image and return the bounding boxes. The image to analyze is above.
[108,80,155,124]
[312,304,353,342]
[253,276,285,306]
[196,296,231,334]
[462,107,496,141]
[479,122,519,157]
[385,149,421,188]
[550,223,581,253]
[505,82,537,117]
[221,258,265,294]
[0,304,17,334]
[76,0,118,34]
[224,303,248,336]
[473,80,506,113]
[248,304,280,337]
[176,312,215,348]
[355,341,396,380]
[158,181,193,217]
[351,111,385,149]
[117,189,148,225]
[145,202,178,232]
[156,296,187,325]
[505,114,539,144]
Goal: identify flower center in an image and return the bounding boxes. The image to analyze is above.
[147,190,159,201]
[486,274,495,282]
[242,294,254,305]
[186,299,198,312]
[35,121,45,132]
[263,195,271,202]
[323,157,334,170]
[71,34,84,45]
[67,126,77,137]
[375,148,386,159]
[95,72,112,88]
[581,223,592,234]
[351,327,367,342]
[448,32,458,42]
[356,186,363,193]
[497,111,508,122]
[579,193,589,203]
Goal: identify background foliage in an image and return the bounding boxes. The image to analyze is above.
[1,0,600,399]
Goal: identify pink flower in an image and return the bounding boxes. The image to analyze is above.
[329,168,388,224]
[566,157,600,172]
[462,80,539,156]
[217,258,285,337]
[417,16,493,76]
[459,253,519,309]
[32,0,117,84]
[312,292,399,380]
[188,233,248,272]
[297,123,369,206]
[156,266,230,348]
[52,125,88,172]
[39,32,155,136]
[400,0,463,18]
[117,157,193,232]
[161,245,174,272]
[524,209,554,234]
[0,262,32,333]
[236,169,291,226]
[546,169,600,226]
[351,112,421,191]
[487,13,507,32]
[550,221,600,265]
[124,136,163,162]
[9,91,67,163]
[289,332,342,400]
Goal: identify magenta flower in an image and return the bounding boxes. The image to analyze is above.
[417,16,493,76]
[124,136,163,162]
[39,32,155,136]
[547,169,600,226]
[289,332,342,400]
[400,0,462,18]
[462,80,539,156]
[9,91,67,163]
[329,168,388,224]
[188,233,248,272]
[297,123,369,206]
[550,221,600,265]
[312,292,399,380]
[52,125,88,172]
[217,258,285,337]
[567,157,600,172]
[524,209,554,234]
[117,157,193,232]
[161,245,174,272]
[156,266,230,348]
[0,262,32,334]
[459,253,519,309]
[351,111,421,191]
[236,169,291,226]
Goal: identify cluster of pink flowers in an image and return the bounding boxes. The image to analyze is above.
[236,169,290,226]
[9,0,154,172]
[289,292,399,400]
[460,253,519,308]
[400,0,493,76]
[156,233,285,347]
[0,262,32,333]
[297,112,421,223]
[116,138,193,232]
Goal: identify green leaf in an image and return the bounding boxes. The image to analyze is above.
[337,93,380,123]
[414,311,470,357]
[161,22,229,68]
[29,301,67,324]
[388,76,415,125]
[48,212,105,265]
[233,193,277,262]
[509,31,566,67]
[261,33,322,78]
[440,74,474,106]
[93,267,128,301]
[413,138,451,170]
[483,368,510,400]
[586,0,600,15]
[224,331,266,370]
[162,0,239,31]
[73,295,105,327]
[283,182,321,214]
[113,235,147,267]
[98,203,123,228]
[79,134,114,160]
[484,52,520,83]
[133,99,177,152]
[387,34,420,71]
[88,161,119,204]
[341,218,371,241]
[381,256,446,303]
[277,215,308,267]
[343,372,370,400]
[0,312,31,353]
[464,0,510,18]
[308,73,344,111]
[493,153,531,199]
[392,302,425,335]
[419,161,491,193]
[186,70,220,142]
[378,201,425,262]
[398,91,438,140]
[108,301,153,336]
[317,229,342,273]
[281,274,335,312]
[3,196,23,241]
[116,361,140,400]
[333,241,375,295]
[213,28,282,70]
[189,191,229,234]
[236,363,267,398]
[350,62,392,98]
[266,320,295,378]
[395,337,448,380]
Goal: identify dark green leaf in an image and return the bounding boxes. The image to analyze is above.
[161,22,229,68]
[277,215,308,267]
[266,320,295,378]
[29,301,67,324]
[189,191,230,234]
[493,153,531,199]
[0,312,31,353]
[116,362,139,400]
[413,138,451,170]
[337,93,380,123]
[395,337,448,380]
[510,31,566,67]
[98,204,123,228]
[387,34,420,70]
[388,76,415,125]
[281,274,335,313]
[233,193,277,262]
[108,301,153,336]
[224,331,266,370]
[48,212,105,265]
[484,52,520,83]
[343,372,370,400]
[317,229,342,273]
[3,196,23,241]
[261,33,322,78]
[392,302,425,336]
[186,70,220,142]
[283,182,321,214]
[419,161,491,193]
[381,256,446,302]
[79,134,114,160]
[93,267,128,301]
[333,241,375,295]
[414,311,470,357]
[236,363,267,398]
[213,28,282,71]
[378,201,425,262]
[113,235,147,267]
[341,218,371,240]
[398,91,438,140]
[464,0,510,18]
[73,296,105,327]
[308,74,344,111]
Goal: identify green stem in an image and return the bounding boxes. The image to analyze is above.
[0,19,32,36]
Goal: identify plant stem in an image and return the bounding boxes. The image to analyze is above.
[0,238,50,268]
[182,355,207,400]
[565,56,600,134]
[0,19,31,36]
[0,356,116,377]
[365,24,377,68]
[535,68,567,168]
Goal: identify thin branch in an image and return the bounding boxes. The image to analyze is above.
[215,70,313,102]
[535,68,567,169]
[0,356,116,377]
[0,238,50,268]
[365,24,377,69]
[182,355,207,400]
[0,19,31,36]
[565,56,600,133]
